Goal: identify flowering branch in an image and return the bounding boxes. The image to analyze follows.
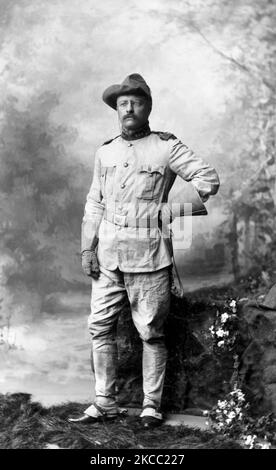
[206,298,274,449]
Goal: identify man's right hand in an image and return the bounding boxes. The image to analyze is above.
[81,250,100,279]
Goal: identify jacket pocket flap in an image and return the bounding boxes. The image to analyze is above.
[138,164,165,175]
[101,164,116,176]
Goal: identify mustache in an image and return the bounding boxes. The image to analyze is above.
[123,114,137,120]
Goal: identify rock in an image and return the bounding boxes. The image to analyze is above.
[264,348,276,366]
[259,283,276,310]
[115,293,276,416]
[239,302,276,414]
[116,295,236,412]
[263,366,276,384]
[266,385,276,413]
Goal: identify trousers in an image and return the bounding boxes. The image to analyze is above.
[86,265,171,411]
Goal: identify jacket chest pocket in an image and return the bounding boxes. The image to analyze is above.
[101,165,116,197]
[136,164,165,200]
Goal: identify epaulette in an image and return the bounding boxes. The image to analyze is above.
[153,131,177,141]
[101,135,120,146]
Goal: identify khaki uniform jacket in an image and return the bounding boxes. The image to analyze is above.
[82,132,220,272]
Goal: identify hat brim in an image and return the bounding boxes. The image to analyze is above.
[102,84,150,110]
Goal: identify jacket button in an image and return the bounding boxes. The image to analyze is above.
[124,162,128,167]
[121,184,125,189]
[127,143,133,147]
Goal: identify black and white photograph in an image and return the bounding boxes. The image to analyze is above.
[0,0,275,456]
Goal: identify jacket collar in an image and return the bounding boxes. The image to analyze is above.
[121,121,151,141]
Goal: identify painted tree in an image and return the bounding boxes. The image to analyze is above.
[210,0,276,280]
[172,0,276,280]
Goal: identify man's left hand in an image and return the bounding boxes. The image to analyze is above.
[81,250,100,279]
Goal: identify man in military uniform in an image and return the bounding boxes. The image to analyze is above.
[69,73,220,427]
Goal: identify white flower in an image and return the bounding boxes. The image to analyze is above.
[230,388,245,401]
[259,437,271,450]
[237,391,245,401]
[243,434,257,449]
[228,411,236,420]
[202,410,209,416]
[217,400,227,409]
[209,326,215,335]
[216,328,226,338]
[229,300,237,312]
[217,340,225,347]
[260,441,271,449]
[250,439,257,449]
[221,313,229,323]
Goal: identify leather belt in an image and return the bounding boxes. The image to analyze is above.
[104,211,160,228]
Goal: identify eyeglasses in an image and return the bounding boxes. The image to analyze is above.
[117,99,146,109]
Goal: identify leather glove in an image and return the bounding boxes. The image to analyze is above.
[81,250,100,279]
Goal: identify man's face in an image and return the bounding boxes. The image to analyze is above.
[117,94,151,130]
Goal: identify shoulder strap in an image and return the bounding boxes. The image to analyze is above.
[153,131,177,141]
[101,135,120,146]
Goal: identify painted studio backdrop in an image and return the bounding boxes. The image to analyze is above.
[0,0,275,405]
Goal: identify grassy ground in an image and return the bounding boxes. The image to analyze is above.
[0,393,243,449]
